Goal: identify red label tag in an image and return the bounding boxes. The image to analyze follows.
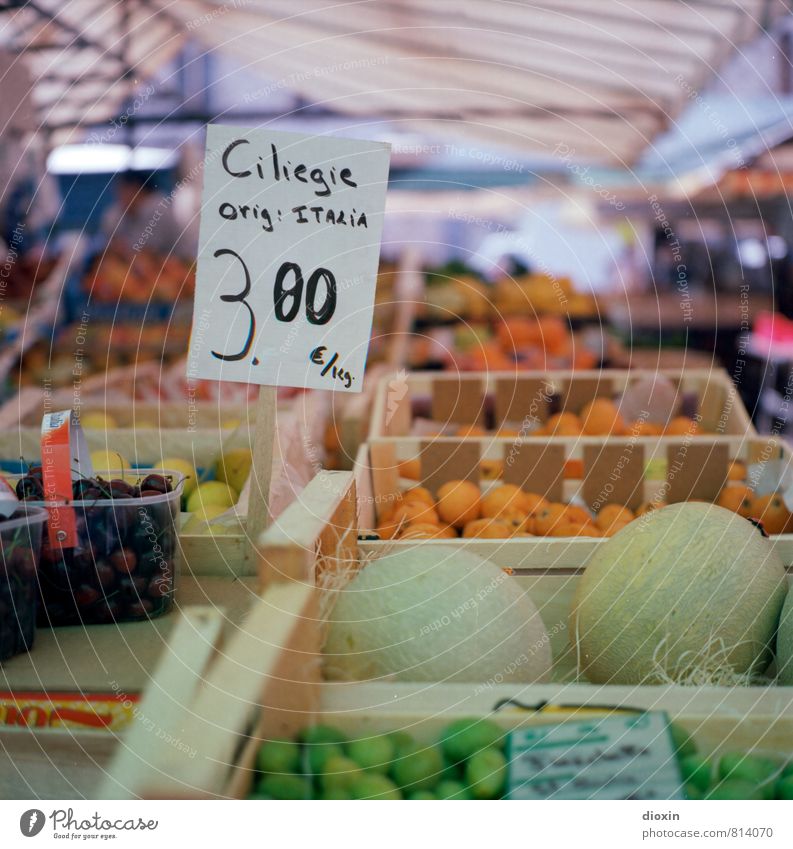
[40,410,92,549]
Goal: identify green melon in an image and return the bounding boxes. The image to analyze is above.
[570,503,787,685]
[778,588,793,685]
[323,545,551,684]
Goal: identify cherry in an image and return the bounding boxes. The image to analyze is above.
[109,548,137,574]
[140,474,172,494]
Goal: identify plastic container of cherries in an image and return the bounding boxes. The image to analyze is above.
[14,467,183,627]
[0,505,48,659]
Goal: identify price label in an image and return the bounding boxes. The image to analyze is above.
[187,125,390,392]
[506,712,684,800]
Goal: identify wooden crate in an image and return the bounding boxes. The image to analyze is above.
[0,471,355,799]
[368,368,755,445]
[132,469,792,798]
[354,436,793,569]
[27,469,783,798]
[0,385,269,431]
[0,574,259,799]
[0,396,332,578]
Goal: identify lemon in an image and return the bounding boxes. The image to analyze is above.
[81,411,118,429]
[90,449,132,476]
[157,457,198,497]
[186,481,236,513]
[182,504,244,536]
[215,448,252,494]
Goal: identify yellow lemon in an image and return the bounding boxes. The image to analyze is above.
[157,457,198,497]
[215,448,252,494]
[81,411,118,429]
[186,481,237,513]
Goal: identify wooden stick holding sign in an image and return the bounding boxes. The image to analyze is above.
[186,125,390,563]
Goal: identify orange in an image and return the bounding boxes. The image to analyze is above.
[636,501,665,517]
[538,315,568,353]
[398,458,420,480]
[563,504,593,525]
[462,518,513,539]
[481,484,527,519]
[716,485,752,517]
[521,492,550,516]
[544,412,581,435]
[572,349,598,370]
[399,522,456,540]
[596,504,635,531]
[480,459,503,481]
[628,420,663,436]
[665,416,699,436]
[746,493,790,535]
[497,427,521,437]
[547,521,601,537]
[402,486,435,509]
[727,460,747,481]
[436,480,482,528]
[391,501,440,527]
[532,503,569,536]
[563,459,584,479]
[580,398,624,436]
[456,424,486,437]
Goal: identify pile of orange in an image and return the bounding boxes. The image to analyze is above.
[373,481,665,541]
[716,485,793,534]
[536,399,701,437]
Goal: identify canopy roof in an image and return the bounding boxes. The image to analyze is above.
[1,0,786,164]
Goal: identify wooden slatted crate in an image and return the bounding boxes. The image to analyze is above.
[354,436,793,569]
[369,369,755,447]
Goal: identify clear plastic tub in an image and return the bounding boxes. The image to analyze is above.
[0,505,48,660]
[15,469,183,627]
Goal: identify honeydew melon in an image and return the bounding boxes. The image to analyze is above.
[323,545,551,684]
[778,588,793,685]
[571,503,787,685]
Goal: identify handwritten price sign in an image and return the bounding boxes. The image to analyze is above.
[187,125,390,392]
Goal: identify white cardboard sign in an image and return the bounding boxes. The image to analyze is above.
[187,125,390,392]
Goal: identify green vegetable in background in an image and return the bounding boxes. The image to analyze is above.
[256,739,301,774]
[440,718,505,763]
[346,736,396,774]
[391,742,444,791]
[350,774,402,800]
[680,754,712,794]
[466,748,507,800]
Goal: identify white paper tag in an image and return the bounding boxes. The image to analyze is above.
[187,125,391,393]
[507,712,684,800]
